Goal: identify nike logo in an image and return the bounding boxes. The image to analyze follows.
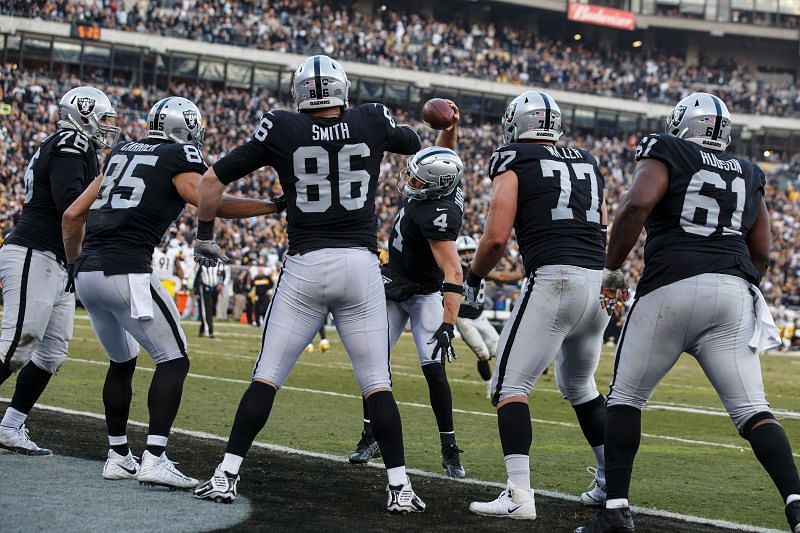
[508,504,523,513]
[436,208,447,212]
[120,465,138,475]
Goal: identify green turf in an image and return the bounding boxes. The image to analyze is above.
[10,310,800,530]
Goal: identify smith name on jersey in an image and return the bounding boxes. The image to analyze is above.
[213,104,421,255]
[634,133,764,296]
[384,186,464,297]
[77,139,207,275]
[488,142,606,275]
[7,129,99,263]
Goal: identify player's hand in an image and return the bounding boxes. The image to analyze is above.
[194,239,229,267]
[428,323,456,363]
[270,193,287,214]
[600,268,629,316]
[463,270,482,309]
[65,264,75,293]
[444,99,460,130]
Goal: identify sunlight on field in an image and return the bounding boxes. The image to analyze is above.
[10,311,800,530]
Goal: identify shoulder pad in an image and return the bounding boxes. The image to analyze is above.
[53,130,93,156]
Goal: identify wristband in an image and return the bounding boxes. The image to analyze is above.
[442,283,464,295]
[197,220,214,240]
[465,269,483,287]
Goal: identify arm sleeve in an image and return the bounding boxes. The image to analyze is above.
[420,202,462,241]
[169,145,208,176]
[634,134,677,170]
[213,139,272,185]
[387,124,422,155]
[488,146,519,180]
[50,154,89,215]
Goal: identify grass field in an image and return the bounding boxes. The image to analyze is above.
[5,309,800,531]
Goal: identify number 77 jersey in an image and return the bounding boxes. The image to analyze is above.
[633,133,765,297]
[488,142,606,275]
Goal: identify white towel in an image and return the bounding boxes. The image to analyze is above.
[129,273,154,320]
[748,284,781,353]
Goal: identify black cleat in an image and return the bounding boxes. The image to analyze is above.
[575,506,635,533]
[348,431,381,464]
[786,500,800,533]
[441,442,465,478]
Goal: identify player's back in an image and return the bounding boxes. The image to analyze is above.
[78,139,207,275]
[634,134,764,296]
[217,104,420,255]
[488,142,605,275]
[7,129,99,263]
[386,186,464,292]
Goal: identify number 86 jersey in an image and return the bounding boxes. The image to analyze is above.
[633,133,764,297]
[488,142,606,276]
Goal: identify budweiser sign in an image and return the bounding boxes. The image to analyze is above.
[567,3,636,31]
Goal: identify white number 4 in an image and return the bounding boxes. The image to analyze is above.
[433,213,448,232]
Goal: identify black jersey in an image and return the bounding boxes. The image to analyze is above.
[489,142,606,275]
[634,134,764,297]
[213,104,421,255]
[458,264,485,319]
[77,139,207,275]
[385,186,464,294]
[7,128,99,263]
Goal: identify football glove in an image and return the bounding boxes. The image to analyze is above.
[194,239,230,267]
[600,268,629,316]
[463,270,483,309]
[270,193,288,214]
[65,264,75,293]
[428,323,456,363]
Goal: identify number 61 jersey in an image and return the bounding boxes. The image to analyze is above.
[488,142,606,276]
[213,104,421,255]
[633,133,764,297]
[78,139,207,275]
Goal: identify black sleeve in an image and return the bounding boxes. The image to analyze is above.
[419,199,462,241]
[387,124,422,155]
[213,139,272,185]
[50,154,89,215]
[167,144,208,176]
[634,134,677,169]
[488,145,520,180]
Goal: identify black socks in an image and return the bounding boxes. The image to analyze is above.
[226,381,277,457]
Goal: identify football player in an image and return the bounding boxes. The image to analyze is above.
[576,93,800,533]
[348,100,468,478]
[454,235,524,399]
[0,86,118,455]
[466,91,610,519]
[190,55,427,513]
[62,96,282,489]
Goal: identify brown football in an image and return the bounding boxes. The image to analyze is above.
[422,98,455,130]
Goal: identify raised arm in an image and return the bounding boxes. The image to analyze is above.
[435,100,460,151]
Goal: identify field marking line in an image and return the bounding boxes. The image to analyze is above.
[0,398,783,533]
[57,357,800,458]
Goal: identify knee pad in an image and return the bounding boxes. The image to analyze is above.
[30,349,66,376]
[605,388,647,411]
[740,411,776,440]
[7,334,40,372]
[556,375,599,407]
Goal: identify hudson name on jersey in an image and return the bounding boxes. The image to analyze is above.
[634,133,764,296]
[77,139,207,275]
[213,104,421,255]
[384,186,464,299]
[488,142,606,275]
[7,129,99,263]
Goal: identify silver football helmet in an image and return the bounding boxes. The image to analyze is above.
[58,86,119,148]
[501,91,562,144]
[665,92,731,152]
[291,55,350,111]
[398,146,464,200]
[456,235,478,267]
[147,96,205,147]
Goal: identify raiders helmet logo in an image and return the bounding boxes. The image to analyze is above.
[669,105,687,128]
[76,97,96,116]
[503,102,518,124]
[183,110,198,130]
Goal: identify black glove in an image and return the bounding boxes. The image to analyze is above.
[65,264,75,293]
[428,323,456,363]
[463,270,483,309]
[271,193,288,214]
[194,239,230,267]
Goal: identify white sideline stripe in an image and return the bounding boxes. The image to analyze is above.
[61,357,800,458]
[1,399,782,533]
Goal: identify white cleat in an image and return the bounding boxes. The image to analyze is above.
[194,465,240,504]
[0,424,52,456]
[580,466,607,507]
[386,477,426,514]
[469,480,537,520]
[305,343,314,353]
[137,450,198,490]
[103,449,140,480]
[319,339,330,352]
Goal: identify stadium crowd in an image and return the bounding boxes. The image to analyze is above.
[1,64,800,317]
[4,1,800,118]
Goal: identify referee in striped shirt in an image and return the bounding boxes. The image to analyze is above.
[197,263,222,338]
